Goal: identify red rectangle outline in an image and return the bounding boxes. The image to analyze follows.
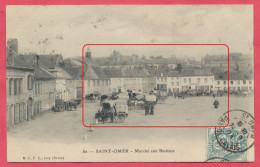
[81,44,230,128]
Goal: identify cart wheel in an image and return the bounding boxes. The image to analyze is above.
[116,113,126,123]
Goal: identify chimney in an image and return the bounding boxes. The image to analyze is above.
[7,38,18,54]
[36,55,39,66]
[85,47,91,59]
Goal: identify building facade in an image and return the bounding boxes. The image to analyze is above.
[33,67,56,116]
[6,66,34,127]
[156,69,214,92]
[214,71,254,91]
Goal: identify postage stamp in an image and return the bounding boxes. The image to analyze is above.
[207,128,247,162]
[207,109,254,162]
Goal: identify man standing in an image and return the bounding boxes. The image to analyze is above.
[144,102,150,115]
[150,103,155,115]
[213,99,220,109]
[144,94,156,115]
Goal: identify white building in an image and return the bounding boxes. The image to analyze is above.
[105,68,154,93]
[214,71,254,91]
[84,65,110,95]
[156,69,214,92]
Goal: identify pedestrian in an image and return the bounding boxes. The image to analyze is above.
[213,99,219,109]
[144,94,156,115]
[144,102,150,115]
[150,103,155,115]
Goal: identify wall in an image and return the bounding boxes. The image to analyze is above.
[34,79,56,116]
[6,68,34,127]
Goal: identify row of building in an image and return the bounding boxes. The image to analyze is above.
[6,39,254,128]
[6,39,79,127]
[155,70,253,93]
[66,48,254,95]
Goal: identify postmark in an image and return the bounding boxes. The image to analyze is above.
[215,110,254,153]
[207,128,247,162]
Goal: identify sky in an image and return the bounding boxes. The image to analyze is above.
[6,5,253,59]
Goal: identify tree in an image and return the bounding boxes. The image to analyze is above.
[175,63,183,72]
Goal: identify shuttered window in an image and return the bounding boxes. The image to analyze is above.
[27,75,33,90]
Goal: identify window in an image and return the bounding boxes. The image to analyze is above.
[237,81,240,84]
[188,78,191,83]
[176,82,179,86]
[27,75,33,90]
[249,80,252,84]
[14,79,18,95]
[184,78,186,83]
[35,83,37,95]
[231,81,233,85]
[197,78,200,83]
[19,103,23,122]
[93,80,96,86]
[88,80,90,87]
[38,83,40,94]
[204,78,207,83]
[164,78,167,82]
[176,77,179,80]
[224,81,226,85]
[171,82,174,86]
[161,78,163,82]
[40,83,43,94]
[243,80,246,84]
[217,81,220,85]
[18,78,22,94]
[9,79,13,96]
[97,80,100,86]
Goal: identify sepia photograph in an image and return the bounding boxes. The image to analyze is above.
[5,5,254,162]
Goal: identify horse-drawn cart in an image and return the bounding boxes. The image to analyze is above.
[53,98,65,112]
[160,91,168,102]
[95,101,127,124]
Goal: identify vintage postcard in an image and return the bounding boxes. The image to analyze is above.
[5,5,254,162]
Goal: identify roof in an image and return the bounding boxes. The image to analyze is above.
[92,66,108,79]
[63,66,82,80]
[85,65,99,80]
[157,67,214,77]
[34,67,56,80]
[21,54,63,69]
[37,54,63,69]
[138,68,151,77]
[214,71,253,80]
[103,68,123,78]
[48,67,72,79]
[122,68,135,78]
[6,47,34,70]
[84,57,99,66]
[103,67,151,78]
